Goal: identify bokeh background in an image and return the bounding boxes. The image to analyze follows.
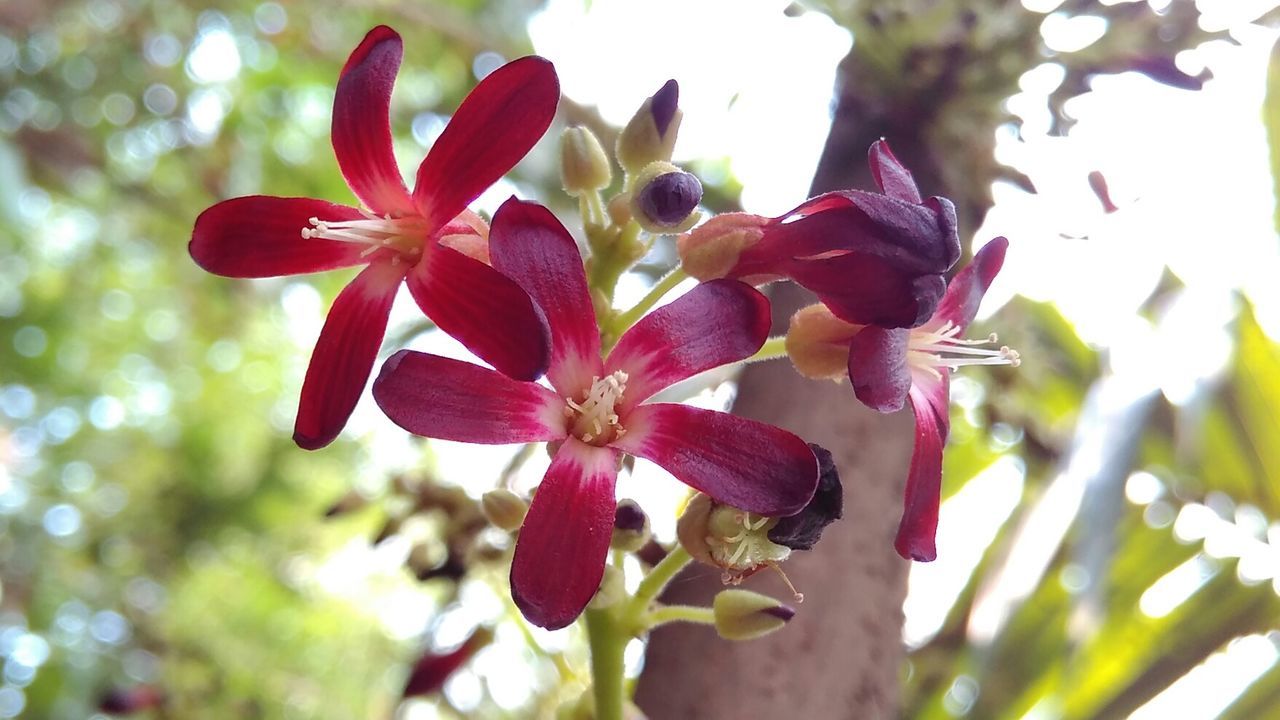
[4,0,1280,718]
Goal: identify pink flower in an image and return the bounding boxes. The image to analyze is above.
[373,198,820,629]
[677,140,960,329]
[190,27,559,449]
[789,238,1016,561]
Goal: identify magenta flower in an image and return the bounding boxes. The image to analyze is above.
[190,26,559,449]
[678,140,960,329]
[373,198,820,629]
[845,237,1016,561]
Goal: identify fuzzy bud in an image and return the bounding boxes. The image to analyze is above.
[481,489,528,531]
[630,161,702,233]
[617,79,682,174]
[676,212,769,281]
[784,304,860,380]
[590,565,626,609]
[611,499,651,552]
[560,126,613,196]
[712,589,795,641]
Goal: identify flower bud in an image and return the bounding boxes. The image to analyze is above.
[590,565,626,609]
[676,212,768,281]
[784,304,860,380]
[560,126,613,196]
[617,79,682,174]
[712,589,795,641]
[630,161,702,234]
[611,499,651,552]
[481,488,528,531]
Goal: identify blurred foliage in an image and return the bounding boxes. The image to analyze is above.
[5,0,1280,719]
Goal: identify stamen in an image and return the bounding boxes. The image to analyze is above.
[299,211,427,258]
[908,320,1021,376]
[565,371,629,445]
[767,562,804,603]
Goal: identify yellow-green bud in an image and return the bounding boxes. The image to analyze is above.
[712,589,796,641]
[617,79,682,175]
[481,489,528,531]
[590,565,626,610]
[560,126,612,196]
[611,499,651,552]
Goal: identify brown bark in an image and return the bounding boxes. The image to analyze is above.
[636,58,931,718]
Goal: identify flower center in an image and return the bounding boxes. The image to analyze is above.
[907,320,1021,381]
[300,210,428,264]
[564,371,628,445]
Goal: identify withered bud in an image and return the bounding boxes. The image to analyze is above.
[617,79,683,174]
[713,589,795,641]
[560,126,613,196]
[784,304,860,380]
[631,161,702,234]
[323,490,369,518]
[481,488,528,531]
[611,499,651,552]
[768,444,843,551]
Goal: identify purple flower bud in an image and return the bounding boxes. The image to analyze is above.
[614,500,647,532]
[636,171,702,228]
[761,604,796,622]
[650,79,679,137]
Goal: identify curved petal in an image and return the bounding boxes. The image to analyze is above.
[847,326,912,413]
[606,280,769,412]
[372,350,565,443]
[613,403,817,517]
[895,374,950,562]
[413,56,559,226]
[191,196,369,278]
[332,25,414,216]
[788,251,945,329]
[933,237,1009,332]
[510,438,619,629]
[488,198,602,395]
[406,243,551,381]
[294,261,405,450]
[868,139,922,204]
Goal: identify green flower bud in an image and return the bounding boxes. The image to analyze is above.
[590,565,626,609]
[611,499,651,552]
[560,126,612,196]
[617,79,682,175]
[481,488,528,531]
[713,589,796,641]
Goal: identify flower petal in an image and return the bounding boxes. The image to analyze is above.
[372,350,565,443]
[294,261,405,450]
[488,198,602,395]
[613,403,817,516]
[606,280,769,410]
[788,251,946,328]
[868,139,923,204]
[895,375,950,562]
[510,438,619,629]
[406,243,551,381]
[413,56,559,227]
[190,196,370,278]
[933,237,1009,332]
[332,26,415,216]
[847,326,912,413]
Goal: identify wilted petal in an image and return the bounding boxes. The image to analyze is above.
[511,439,619,629]
[372,350,565,443]
[847,326,912,413]
[932,237,1009,332]
[613,403,817,517]
[488,198,602,395]
[768,443,843,551]
[332,26,414,216]
[413,56,559,227]
[190,196,369,278]
[789,251,946,328]
[895,375,950,562]
[868,139,923,204]
[606,280,769,411]
[406,242,550,381]
[294,261,405,450]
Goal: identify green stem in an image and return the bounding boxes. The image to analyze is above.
[745,335,788,364]
[624,545,692,622]
[585,608,627,720]
[644,604,715,629]
[608,267,688,339]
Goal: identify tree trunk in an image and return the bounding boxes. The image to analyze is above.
[635,57,935,719]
